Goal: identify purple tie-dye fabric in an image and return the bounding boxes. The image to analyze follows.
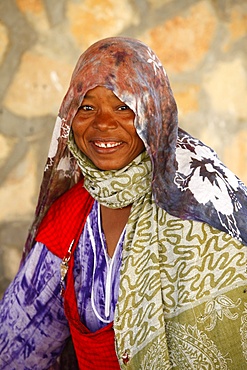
[0,201,123,369]
[74,201,124,332]
[0,243,68,369]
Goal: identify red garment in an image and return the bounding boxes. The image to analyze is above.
[36,180,121,369]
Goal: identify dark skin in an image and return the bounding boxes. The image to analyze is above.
[100,204,131,257]
[72,86,144,257]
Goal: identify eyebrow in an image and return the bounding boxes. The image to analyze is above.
[83,93,95,100]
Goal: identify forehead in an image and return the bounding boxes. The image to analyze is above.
[83,86,124,102]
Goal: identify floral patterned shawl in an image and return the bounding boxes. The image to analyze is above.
[24,36,247,258]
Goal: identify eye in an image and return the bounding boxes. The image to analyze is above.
[117,105,130,111]
[79,105,94,111]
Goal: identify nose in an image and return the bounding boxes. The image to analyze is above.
[92,110,118,131]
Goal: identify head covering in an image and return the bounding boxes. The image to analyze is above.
[24,36,247,258]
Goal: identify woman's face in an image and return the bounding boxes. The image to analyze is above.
[72,86,145,170]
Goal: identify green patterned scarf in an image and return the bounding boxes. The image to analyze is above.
[68,135,152,209]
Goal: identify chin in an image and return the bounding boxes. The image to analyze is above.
[94,161,126,171]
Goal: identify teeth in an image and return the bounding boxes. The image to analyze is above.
[95,141,122,148]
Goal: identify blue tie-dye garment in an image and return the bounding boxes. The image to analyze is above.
[0,201,123,369]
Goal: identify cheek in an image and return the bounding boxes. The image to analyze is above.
[130,125,142,143]
[72,116,88,139]
[126,122,144,149]
[72,116,81,133]
[133,131,145,152]
[137,138,145,152]
[71,119,86,151]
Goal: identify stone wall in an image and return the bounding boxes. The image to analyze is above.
[0,0,246,296]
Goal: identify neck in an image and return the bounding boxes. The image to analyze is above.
[100,204,131,257]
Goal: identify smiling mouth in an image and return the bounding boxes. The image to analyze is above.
[93,141,123,148]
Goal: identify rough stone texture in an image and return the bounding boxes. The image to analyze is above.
[173,83,200,115]
[143,1,217,72]
[203,58,247,119]
[228,4,247,41]
[67,0,139,49]
[3,51,73,117]
[0,148,37,222]
[147,0,172,8]
[0,134,16,167]
[0,0,246,297]
[0,22,9,65]
[224,130,247,185]
[16,0,44,13]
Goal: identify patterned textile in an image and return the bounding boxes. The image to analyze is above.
[0,242,70,369]
[0,200,124,368]
[35,182,121,369]
[36,148,247,369]
[14,36,247,368]
[23,37,247,260]
[74,201,124,332]
[62,209,121,370]
[115,188,247,369]
[67,138,152,209]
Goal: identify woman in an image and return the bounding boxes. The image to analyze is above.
[0,37,247,370]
